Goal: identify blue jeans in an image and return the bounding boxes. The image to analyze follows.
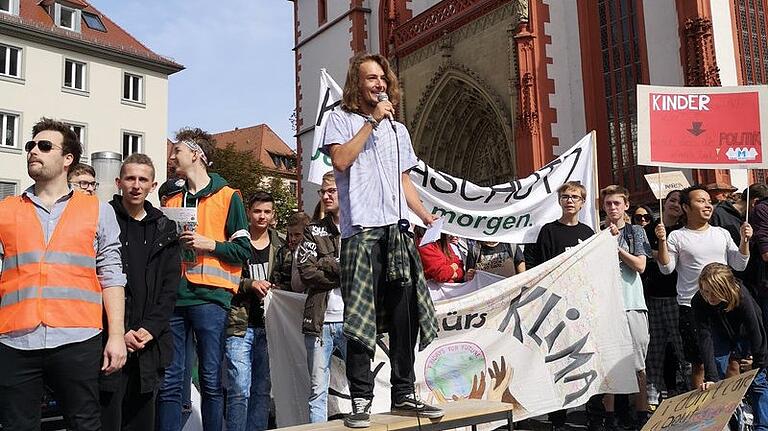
[751,369,768,431]
[181,328,196,428]
[304,322,347,423]
[225,326,271,431]
[157,303,227,431]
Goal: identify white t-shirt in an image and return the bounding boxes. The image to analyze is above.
[658,225,748,306]
[324,287,344,323]
[322,109,419,239]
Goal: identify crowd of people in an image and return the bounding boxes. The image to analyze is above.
[419,180,768,431]
[1,51,768,431]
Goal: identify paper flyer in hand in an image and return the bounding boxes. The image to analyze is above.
[161,207,198,263]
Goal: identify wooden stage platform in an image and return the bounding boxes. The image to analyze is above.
[277,399,514,431]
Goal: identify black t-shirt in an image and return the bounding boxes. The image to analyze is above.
[643,219,681,298]
[243,245,270,327]
[525,220,594,268]
[245,246,270,281]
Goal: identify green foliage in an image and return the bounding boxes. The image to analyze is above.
[209,143,297,230]
[209,143,263,201]
[266,176,298,230]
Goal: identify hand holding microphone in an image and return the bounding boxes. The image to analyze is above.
[376,92,396,129]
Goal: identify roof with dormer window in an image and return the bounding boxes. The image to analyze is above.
[0,0,183,74]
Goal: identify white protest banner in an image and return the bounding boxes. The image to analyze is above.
[307,69,342,185]
[307,71,597,242]
[643,171,691,200]
[266,230,637,427]
[409,133,596,243]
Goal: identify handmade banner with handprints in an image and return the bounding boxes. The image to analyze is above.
[265,230,638,427]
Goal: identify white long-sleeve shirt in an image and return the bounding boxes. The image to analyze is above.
[659,225,748,306]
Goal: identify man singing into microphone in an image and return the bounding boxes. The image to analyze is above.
[322,53,442,428]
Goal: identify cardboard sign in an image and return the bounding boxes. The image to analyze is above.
[643,171,691,199]
[641,369,758,431]
[637,85,768,169]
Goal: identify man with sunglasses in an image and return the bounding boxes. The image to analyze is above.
[68,163,99,196]
[0,118,127,431]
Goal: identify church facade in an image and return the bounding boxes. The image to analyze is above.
[292,0,766,211]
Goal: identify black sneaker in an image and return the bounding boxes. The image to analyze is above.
[344,398,372,428]
[392,395,444,419]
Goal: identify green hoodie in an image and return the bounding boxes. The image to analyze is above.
[173,173,251,308]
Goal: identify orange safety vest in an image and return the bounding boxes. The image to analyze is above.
[0,192,102,334]
[166,186,242,292]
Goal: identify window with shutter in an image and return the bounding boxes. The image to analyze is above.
[0,181,17,199]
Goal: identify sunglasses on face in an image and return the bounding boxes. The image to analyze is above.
[25,140,62,153]
[633,214,653,223]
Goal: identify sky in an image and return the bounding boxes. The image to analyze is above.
[93,0,297,148]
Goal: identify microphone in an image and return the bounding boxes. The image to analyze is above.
[377,92,393,122]
[377,93,396,130]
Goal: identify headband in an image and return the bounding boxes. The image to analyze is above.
[181,139,212,167]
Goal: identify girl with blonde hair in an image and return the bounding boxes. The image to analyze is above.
[694,262,768,429]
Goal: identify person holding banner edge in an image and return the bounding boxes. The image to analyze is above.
[598,185,652,429]
[322,53,442,428]
[524,180,595,431]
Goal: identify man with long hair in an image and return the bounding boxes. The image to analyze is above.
[321,53,442,428]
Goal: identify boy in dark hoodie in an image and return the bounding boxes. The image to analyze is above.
[100,153,181,430]
[157,128,251,431]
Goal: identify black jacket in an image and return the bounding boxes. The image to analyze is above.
[692,283,768,382]
[297,215,341,337]
[105,195,181,393]
[710,200,743,245]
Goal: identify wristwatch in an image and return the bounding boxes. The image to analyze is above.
[364,114,378,129]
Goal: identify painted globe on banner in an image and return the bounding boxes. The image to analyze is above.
[424,342,486,399]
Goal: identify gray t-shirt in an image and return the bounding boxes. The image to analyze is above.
[322,109,418,238]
